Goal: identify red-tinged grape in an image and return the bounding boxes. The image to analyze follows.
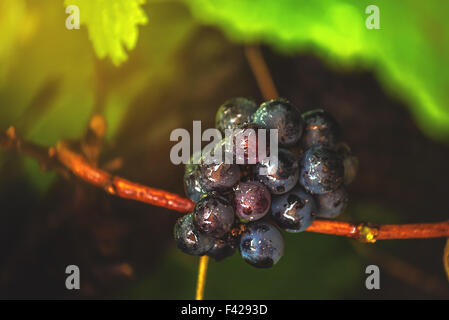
[234,181,271,222]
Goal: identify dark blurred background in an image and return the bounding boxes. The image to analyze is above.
[0,0,448,299]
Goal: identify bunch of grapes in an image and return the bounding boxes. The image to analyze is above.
[174,98,358,268]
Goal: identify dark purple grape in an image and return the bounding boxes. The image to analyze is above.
[239,222,284,268]
[198,139,241,191]
[271,186,316,232]
[193,194,235,238]
[198,161,240,192]
[231,123,269,164]
[184,162,206,202]
[256,148,299,195]
[174,214,214,256]
[207,239,236,261]
[301,109,340,149]
[336,142,358,185]
[215,97,258,133]
[234,181,271,222]
[315,186,348,219]
[300,145,344,194]
[252,99,304,147]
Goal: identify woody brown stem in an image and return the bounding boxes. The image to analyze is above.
[1,126,448,240]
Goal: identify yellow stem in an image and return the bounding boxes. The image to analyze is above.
[193,45,272,302]
[195,255,210,300]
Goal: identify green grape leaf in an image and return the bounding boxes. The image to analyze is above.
[65,0,148,66]
[184,0,449,142]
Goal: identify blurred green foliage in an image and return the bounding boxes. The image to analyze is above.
[185,0,449,143]
[0,0,194,192]
[0,0,446,300]
[65,0,148,66]
[0,0,95,192]
[6,0,446,142]
[0,0,27,86]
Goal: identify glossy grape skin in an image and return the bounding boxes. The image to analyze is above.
[174,214,214,256]
[184,162,206,202]
[271,186,316,232]
[301,109,340,149]
[300,145,344,194]
[315,186,348,219]
[256,148,299,195]
[234,181,271,222]
[207,239,236,261]
[215,97,258,133]
[252,99,304,147]
[199,161,240,192]
[239,222,284,268]
[193,194,235,238]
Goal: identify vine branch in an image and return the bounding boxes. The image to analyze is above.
[1,126,448,243]
[245,45,279,100]
[307,220,449,243]
[55,144,194,213]
[0,126,194,213]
